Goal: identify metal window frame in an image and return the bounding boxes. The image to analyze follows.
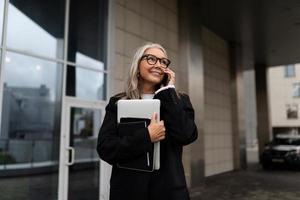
[0,0,9,136]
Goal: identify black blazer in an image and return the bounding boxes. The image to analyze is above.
[97,88,198,200]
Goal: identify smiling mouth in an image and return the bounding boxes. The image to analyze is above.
[150,68,163,75]
[150,71,163,76]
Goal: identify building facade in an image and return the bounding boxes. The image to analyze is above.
[268,64,300,136]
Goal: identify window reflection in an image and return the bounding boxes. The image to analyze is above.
[74,67,106,101]
[75,52,106,101]
[68,0,107,65]
[71,107,102,161]
[66,69,106,100]
[1,51,62,166]
[3,52,60,101]
[0,51,62,199]
[7,0,64,58]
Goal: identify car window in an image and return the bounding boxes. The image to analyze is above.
[290,139,300,145]
[273,138,300,145]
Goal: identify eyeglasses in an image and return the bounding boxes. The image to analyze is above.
[141,54,171,68]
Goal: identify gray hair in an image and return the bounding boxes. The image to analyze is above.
[123,43,168,99]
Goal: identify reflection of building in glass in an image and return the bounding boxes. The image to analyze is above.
[268,64,300,136]
[1,84,55,140]
[0,84,57,164]
[73,108,93,138]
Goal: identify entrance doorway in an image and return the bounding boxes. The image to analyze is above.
[58,97,109,200]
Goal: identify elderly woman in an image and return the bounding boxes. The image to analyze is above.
[97,43,198,200]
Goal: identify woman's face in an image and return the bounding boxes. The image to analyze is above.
[138,48,168,86]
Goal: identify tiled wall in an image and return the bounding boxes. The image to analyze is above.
[111,0,187,95]
[111,0,192,183]
[202,27,234,176]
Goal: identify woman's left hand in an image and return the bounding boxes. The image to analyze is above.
[163,68,175,86]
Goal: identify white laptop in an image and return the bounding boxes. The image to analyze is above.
[117,99,160,170]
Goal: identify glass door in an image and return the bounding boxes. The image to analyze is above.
[58,97,107,200]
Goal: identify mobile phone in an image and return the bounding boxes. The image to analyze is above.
[161,73,169,86]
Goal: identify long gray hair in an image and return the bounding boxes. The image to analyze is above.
[122,43,168,99]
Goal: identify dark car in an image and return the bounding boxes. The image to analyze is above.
[260,134,300,169]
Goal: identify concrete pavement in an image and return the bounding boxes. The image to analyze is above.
[190,164,300,200]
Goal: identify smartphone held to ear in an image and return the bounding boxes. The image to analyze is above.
[161,73,169,86]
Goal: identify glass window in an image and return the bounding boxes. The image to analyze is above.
[286,104,298,119]
[293,83,300,97]
[66,0,108,101]
[68,0,107,67]
[66,64,107,101]
[0,0,4,44]
[0,51,62,199]
[6,0,65,59]
[284,64,295,77]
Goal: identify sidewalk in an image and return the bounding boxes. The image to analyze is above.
[190,164,300,200]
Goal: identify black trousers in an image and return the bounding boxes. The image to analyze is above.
[109,167,190,200]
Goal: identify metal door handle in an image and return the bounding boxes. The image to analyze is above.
[66,147,75,166]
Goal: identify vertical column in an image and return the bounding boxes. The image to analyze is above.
[106,0,116,98]
[229,44,247,169]
[178,0,205,187]
[255,64,271,156]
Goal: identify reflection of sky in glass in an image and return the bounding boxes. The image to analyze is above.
[3,4,59,101]
[75,52,104,100]
[0,0,3,42]
[3,3,106,101]
[4,52,59,101]
[7,3,59,58]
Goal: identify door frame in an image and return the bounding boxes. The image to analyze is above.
[58,96,108,200]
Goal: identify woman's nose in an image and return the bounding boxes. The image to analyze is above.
[153,65,164,72]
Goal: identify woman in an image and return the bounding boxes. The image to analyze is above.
[97,43,198,200]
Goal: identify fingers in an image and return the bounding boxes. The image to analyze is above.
[158,135,165,141]
[164,68,175,75]
[153,131,165,142]
[151,127,166,142]
[148,116,166,142]
[158,124,166,141]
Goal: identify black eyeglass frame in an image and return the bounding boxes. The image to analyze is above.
[140,54,171,68]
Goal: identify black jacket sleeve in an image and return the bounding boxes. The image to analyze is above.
[96,97,152,165]
[154,88,198,145]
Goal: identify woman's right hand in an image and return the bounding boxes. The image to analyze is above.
[147,112,166,142]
